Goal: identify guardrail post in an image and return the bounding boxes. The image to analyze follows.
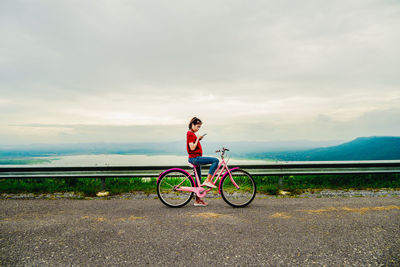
[278,175,283,190]
[101,177,106,191]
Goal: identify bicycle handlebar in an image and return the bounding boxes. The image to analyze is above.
[215,147,230,153]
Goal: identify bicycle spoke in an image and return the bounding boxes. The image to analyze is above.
[175,177,189,188]
[163,180,174,188]
[157,170,194,207]
[221,169,256,207]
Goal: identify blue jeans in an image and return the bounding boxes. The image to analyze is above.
[188,156,219,187]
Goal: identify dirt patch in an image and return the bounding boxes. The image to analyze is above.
[96,217,107,222]
[81,216,108,222]
[270,212,291,219]
[191,212,228,218]
[81,215,145,223]
[128,215,145,220]
[299,205,400,214]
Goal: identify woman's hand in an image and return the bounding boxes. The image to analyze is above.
[191,134,206,150]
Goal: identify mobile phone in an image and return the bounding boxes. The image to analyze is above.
[202,133,207,137]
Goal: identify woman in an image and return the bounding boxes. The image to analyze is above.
[187,117,219,207]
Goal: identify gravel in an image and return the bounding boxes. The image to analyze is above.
[1,189,400,200]
[1,197,399,266]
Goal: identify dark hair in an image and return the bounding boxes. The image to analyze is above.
[188,117,202,130]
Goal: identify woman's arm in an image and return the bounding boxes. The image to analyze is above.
[189,136,203,151]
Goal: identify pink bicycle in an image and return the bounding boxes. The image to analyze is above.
[157,147,256,208]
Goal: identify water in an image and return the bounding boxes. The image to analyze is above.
[3,154,398,167]
[2,154,273,167]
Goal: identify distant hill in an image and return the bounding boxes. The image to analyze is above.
[248,136,400,161]
[1,137,399,161]
[0,139,343,158]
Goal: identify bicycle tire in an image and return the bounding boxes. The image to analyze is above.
[220,169,256,208]
[157,169,195,208]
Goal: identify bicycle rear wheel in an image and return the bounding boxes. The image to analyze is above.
[220,169,256,207]
[157,170,194,208]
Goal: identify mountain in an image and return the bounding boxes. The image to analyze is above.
[0,139,343,158]
[248,136,400,161]
[1,136,399,161]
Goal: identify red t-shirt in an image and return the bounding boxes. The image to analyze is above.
[187,131,202,158]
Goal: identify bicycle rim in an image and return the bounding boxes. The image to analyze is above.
[221,169,256,207]
[157,170,194,207]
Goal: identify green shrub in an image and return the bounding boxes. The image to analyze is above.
[0,174,399,196]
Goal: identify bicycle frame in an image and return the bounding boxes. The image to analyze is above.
[174,156,240,198]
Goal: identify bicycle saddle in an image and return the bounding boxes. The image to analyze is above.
[188,162,198,168]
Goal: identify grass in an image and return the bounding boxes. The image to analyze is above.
[0,177,156,197]
[0,173,399,197]
[258,173,400,195]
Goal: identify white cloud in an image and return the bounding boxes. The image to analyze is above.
[0,0,399,144]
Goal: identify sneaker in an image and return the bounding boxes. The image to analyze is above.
[194,201,208,207]
[202,181,217,188]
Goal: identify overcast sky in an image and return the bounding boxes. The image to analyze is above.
[1,0,399,145]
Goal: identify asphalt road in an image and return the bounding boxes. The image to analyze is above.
[1,197,399,266]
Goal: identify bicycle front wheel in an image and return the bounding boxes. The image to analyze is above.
[220,169,256,207]
[157,170,194,208]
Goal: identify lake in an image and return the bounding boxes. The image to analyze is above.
[1,154,275,167]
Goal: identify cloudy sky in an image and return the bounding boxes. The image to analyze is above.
[1,0,399,145]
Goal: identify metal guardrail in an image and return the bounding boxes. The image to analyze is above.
[1,161,400,179]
